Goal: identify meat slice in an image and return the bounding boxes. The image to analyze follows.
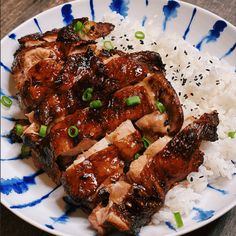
[89,111,219,235]
[61,120,143,208]
[136,72,184,135]
[62,145,124,210]
[33,49,165,125]
[46,85,153,159]
[57,17,114,42]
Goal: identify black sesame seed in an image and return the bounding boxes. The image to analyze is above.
[170,65,173,68]
[199,176,204,178]
[154,42,157,45]
[209,60,213,63]
[174,46,177,50]
[178,92,181,96]
[206,69,210,71]
[140,40,144,45]
[126,38,129,41]
[127,45,133,50]
[190,93,194,96]
[184,50,188,55]
[165,54,169,57]
[190,177,193,182]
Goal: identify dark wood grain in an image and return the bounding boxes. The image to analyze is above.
[1,0,236,236]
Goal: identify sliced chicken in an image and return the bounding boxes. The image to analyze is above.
[89,111,219,235]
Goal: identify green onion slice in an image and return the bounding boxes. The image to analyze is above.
[134,153,141,160]
[1,95,13,108]
[90,100,103,109]
[74,20,85,33]
[156,101,166,113]
[68,125,79,138]
[16,124,23,136]
[142,137,152,149]
[126,96,141,106]
[39,125,47,138]
[135,31,145,40]
[21,144,31,157]
[103,41,114,51]
[82,88,93,102]
[228,131,236,139]
[174,212,184,228]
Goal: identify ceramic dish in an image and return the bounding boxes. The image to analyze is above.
[1,0,236,235]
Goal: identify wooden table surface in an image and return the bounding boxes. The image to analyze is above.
[1,0,236,236]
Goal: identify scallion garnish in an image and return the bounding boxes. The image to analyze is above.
[1,95,13,108]
[228,131,236,139]
[135,31,145,40]
[174,212,184,228]
[103,41,114,51]
[82,88,93,102]
[16,124,23,136]
[134,153,140,160]
[142,137,151,149]
[68,125,79,138]
[156,101,166,113]
[39,125,47,138]
[74,20,85,33]
[90,100,103,109]
[126,96,141,106]
[21,144,31,157]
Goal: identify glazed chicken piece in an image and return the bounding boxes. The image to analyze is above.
[62,120,143,208]
[89,111,219,235]
[12,18,114,111]
[33,49,165,125]
[18,17,114,47]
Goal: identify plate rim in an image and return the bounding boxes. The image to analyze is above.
[1,0,236,236]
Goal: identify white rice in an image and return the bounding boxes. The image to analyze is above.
[97,13,236,227]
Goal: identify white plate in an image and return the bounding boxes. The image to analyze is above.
[1,0,236,236]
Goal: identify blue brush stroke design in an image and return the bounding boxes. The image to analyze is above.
[220,42,236,60]
[165,221,176,231]
[145,0,149,6]
[1,116,21,122]
[0,155,29,161]
[142,16,147,26]
[183,8,197,40]
[0,169,44,195]
[8,33,16,40]
[61,4,74,25]
[45,224,54,229]
[192,207,215,222]
[33,18,43,34]
[90,0,95,21]
[162,0,180,31]
[195,20,227,50]
[109,0,130,17]
[10,185,60,209]
[207,184,228,195]
[0,61,12,73]
[0,134,14,144]
[0,89,17,100]
[45,196,79,229]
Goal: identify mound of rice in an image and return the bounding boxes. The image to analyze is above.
[97,13,236,227]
